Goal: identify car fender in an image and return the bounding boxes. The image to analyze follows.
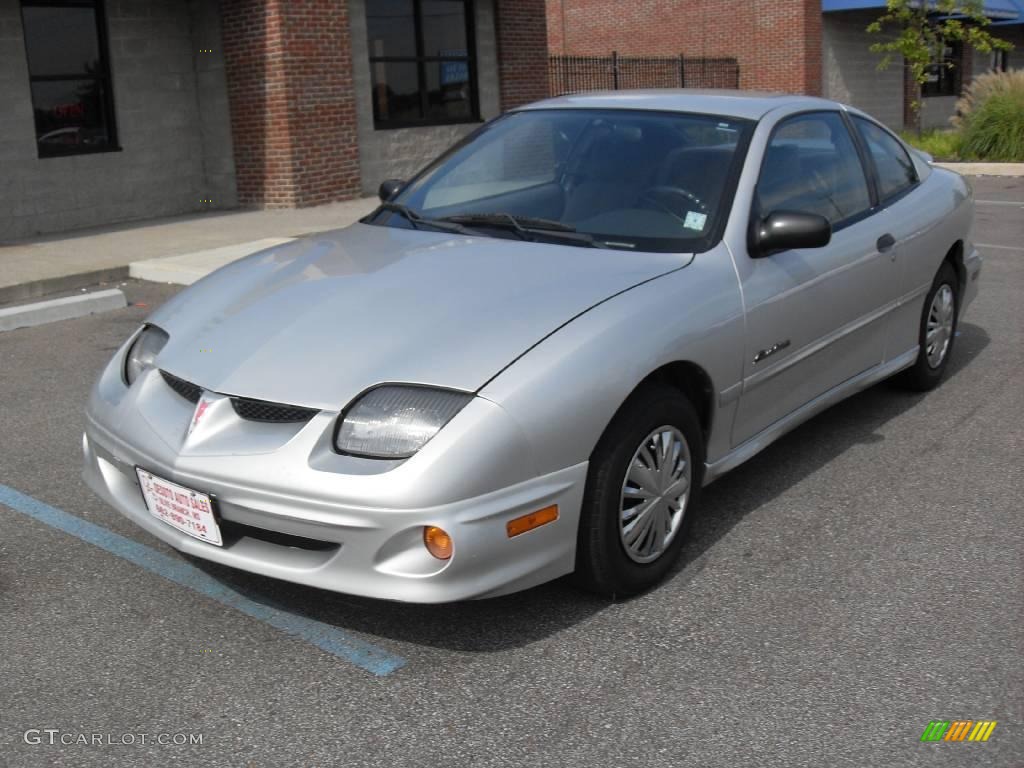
[479,243,745,478]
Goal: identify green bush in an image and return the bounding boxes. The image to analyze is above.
[900,129,962,161]
[960,91,1024,162]
[951,69,1024,128]
[954,69,1024,162]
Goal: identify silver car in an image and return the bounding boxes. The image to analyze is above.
[83,91,981,602]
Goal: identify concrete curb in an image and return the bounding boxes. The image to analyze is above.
[0,266,129,307]
[129,237,295,285]
[934,162,1024,177]
[0,289,127,332]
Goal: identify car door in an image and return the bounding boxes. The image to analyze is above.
[849,115,928,360]
[730,110,903,447]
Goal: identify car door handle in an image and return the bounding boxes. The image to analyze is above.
[876,233,896,253]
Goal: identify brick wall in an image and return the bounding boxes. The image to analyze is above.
[496,0,552,110]
[545,0,822,95]
[221,0,361,207]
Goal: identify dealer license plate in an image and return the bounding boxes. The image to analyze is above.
[135,468,223,546]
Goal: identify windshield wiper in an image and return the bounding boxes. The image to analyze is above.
[438,212,607,248]
[442,212,576,232]
[378,202,472,236]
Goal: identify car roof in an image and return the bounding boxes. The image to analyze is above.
[520,90,842,121]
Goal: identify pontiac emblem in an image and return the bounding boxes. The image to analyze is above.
[188,397,212,436]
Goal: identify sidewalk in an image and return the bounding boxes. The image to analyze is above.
[0,197,378,303]
[934,162,1024,177]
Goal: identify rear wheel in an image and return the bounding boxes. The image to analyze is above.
[575,384,704,596]
[897,261,959,391]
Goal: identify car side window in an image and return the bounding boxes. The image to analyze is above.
[755,112,871,227]
[852,116,918,202]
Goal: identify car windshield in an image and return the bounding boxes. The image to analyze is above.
[369,108,754,253]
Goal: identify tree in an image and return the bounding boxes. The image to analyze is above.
[867,0,1013,132]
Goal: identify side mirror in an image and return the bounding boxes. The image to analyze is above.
[378,179,405,203]
[752,211,831,256]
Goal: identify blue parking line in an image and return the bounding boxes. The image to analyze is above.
[0,483,406,676]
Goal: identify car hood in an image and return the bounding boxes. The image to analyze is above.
[148,223,689,409]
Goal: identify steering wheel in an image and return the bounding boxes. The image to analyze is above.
[637,185,709,223]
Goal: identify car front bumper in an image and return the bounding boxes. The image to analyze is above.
[82,357,586,603]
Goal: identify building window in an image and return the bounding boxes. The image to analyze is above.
[990,49,1008,73]
[366,0,479,129]
[921,41,962,98]
[20,1,119,157]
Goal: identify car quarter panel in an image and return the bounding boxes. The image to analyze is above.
[883,167,976,357]
[479,243,745,476]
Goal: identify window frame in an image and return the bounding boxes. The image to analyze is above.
[989,48,1008,74]
[750,109,878,240]
[366,0,481,130]
[848,113,920,207]
[921,40,962,98]
[20,0,120,159]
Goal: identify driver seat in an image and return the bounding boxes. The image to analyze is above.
[655,147,734,210]
[562,130,658,223]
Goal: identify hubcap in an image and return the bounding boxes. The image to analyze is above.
[619,426,691,564]
[925,284,955,369]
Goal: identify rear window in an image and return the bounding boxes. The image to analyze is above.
[853,117,918,202]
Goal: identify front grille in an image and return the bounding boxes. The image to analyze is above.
[160,369,317,423]
[230,397,319,423]
[160,370,201,403]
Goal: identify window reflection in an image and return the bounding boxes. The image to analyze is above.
[366,0,478,128]
[21,1,118,157]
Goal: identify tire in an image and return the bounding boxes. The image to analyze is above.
[896,261,959,391]
[574,383,705,597]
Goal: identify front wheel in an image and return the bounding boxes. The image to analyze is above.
[896,261,959,391]
[574,384,704,596]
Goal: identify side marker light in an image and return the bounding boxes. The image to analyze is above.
[506,505,559,538]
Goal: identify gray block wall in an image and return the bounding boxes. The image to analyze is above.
[189,0,237,209]
[919,95,958,130]
[0,0,236,242]
[822,10,905,130]
[348,0,502,195]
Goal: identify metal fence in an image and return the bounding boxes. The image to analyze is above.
[549,52,740,96]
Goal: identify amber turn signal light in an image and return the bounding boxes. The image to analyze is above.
[506,505,559,538]
[423,525,453,560]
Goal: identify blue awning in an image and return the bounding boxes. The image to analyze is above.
[822,0,1024,22]
[992,0,1024,21]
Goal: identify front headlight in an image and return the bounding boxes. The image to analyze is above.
[334,385,473,459]
[123,324,169,385]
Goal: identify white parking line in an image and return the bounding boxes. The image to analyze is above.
[975,200,1024,206]
[976,243,1024,252]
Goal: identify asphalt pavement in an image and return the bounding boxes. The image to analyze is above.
[1,177,1021,767]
